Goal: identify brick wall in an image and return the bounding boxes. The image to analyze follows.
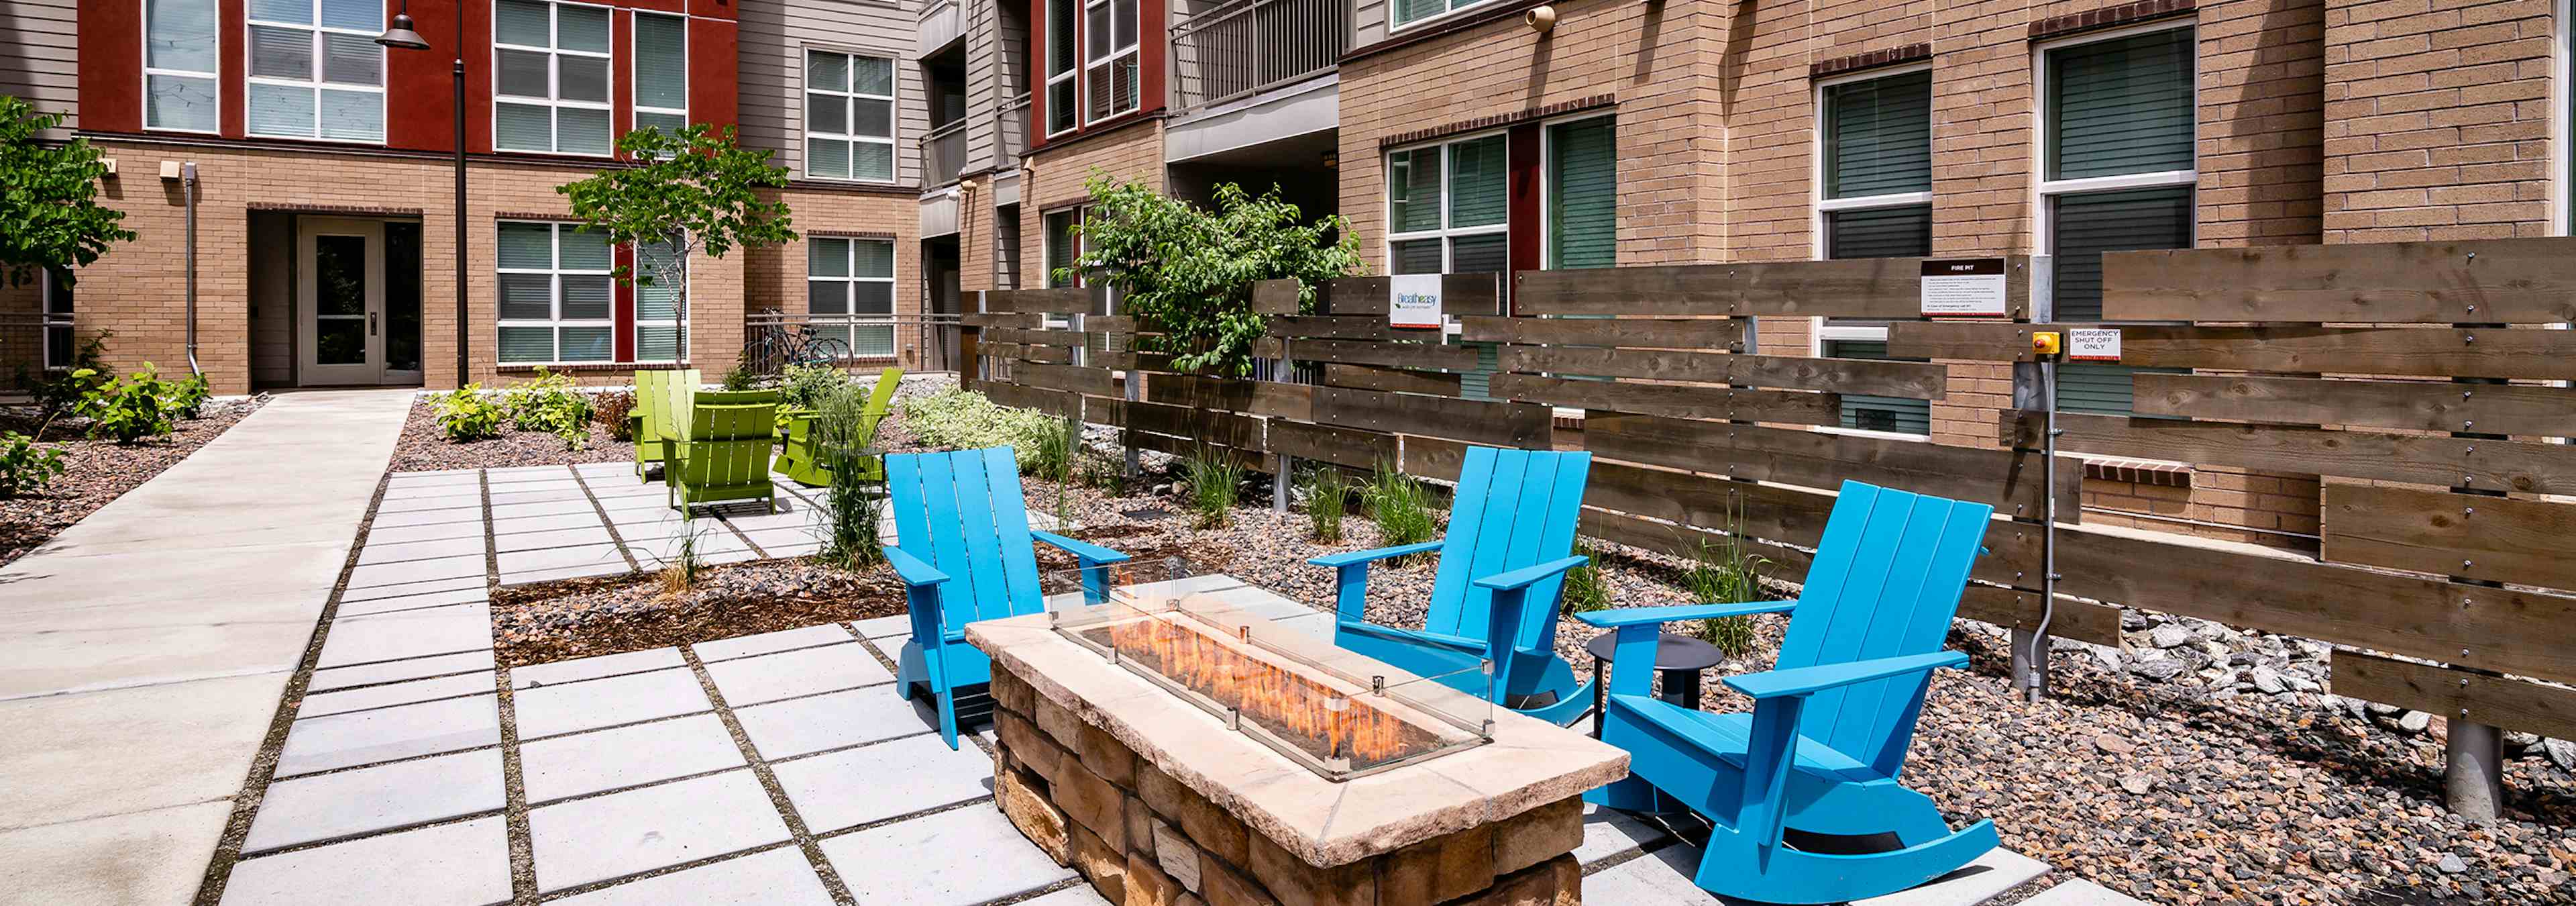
[747,186,923,369]
[1018,119,1167,283]
[961,174,998,294]
[2322,0,2556,241]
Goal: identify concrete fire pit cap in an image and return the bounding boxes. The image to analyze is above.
[966,603,1630,869]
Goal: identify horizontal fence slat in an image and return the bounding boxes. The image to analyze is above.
[1322,363,1464,396]
[982,342,1075,364]
[1268,420,1398,469]
[2103,238,2576,323]
[2133,374,2576,436]
[1316,274,1503,316]
[2051,527,2576,685]
[1313,386,1552,450]
[1513,265,1737,316]
[1403,435,1469,482]
[985,288,1092,313]
[1955,587,2124,648]
[1581,463,2041,585]
[2323,485,2576,591]
[1279,338,1482,371]
[1585,413,2072,519]
[1126,399,1262,450]
[2000,412,2576,495]
[982,327,1088,346]
[1488,374,1841,426]
[1500,346,1947,399]
[1140,373,1315,421]
[1265,317,1407,340]
[1010,362,1121,398]
[1513,257,2031,319]
[2331,651,2576,742]
[963,312,1040,328]
[1126,430,1265,468]
[1891,323,2576,379]
[979,381,1079,417]
[1456,317,1746,350]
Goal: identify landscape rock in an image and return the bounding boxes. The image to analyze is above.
[2544,738,2576,770]
[2149,625,2192,649]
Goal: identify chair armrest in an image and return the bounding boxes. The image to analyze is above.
[1471,556,1589,592]
[1307,542,1444,568]
[1725,650,1968,700]
[1032,530,1131,565]
[1573,599,1798,628]
[885,547,951,588]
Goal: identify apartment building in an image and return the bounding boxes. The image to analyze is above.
[0,0,931,394]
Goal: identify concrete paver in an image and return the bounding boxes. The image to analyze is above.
[244,749,505,852]
[819,805,1075,906]
[314,605,494,668]
[307,650,496,693]
[733,688,937,760]
[219,816,513,906]
[513,667,712,740]
[0,799,239,906]
[345,555,488,589]
[520,713,746,804]
[771,734,996,834]
[691,625,849,662]
[494,526,614,552]
[527,768,790,892]
[702,644,894,706]
[356,536,486,564]
[510,648,686,689]
[274,694,502,776]
[335,589,487,617]
[550,848,833,906]
[297,671,495,717]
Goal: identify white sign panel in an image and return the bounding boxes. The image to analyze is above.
[1389,274,1443,329]
[2068,328,2123,362]
[1919,258,2009,317]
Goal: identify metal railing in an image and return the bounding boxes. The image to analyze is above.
[922,118,969,187]
[1169,0,1348,113]
[740,311,967,377]
[994,94,1031,169]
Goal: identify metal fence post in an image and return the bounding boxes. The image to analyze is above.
[2010,256,2056,701]
[2443,276,2506,822]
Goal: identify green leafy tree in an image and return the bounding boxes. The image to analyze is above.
[558,124,798,349]
[0,97,136,287]
[1059,172,1363,376]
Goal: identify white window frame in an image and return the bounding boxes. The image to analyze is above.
[2031,19,2199,291]
[243,0,387,143]
[804,48,898,183]
[631,11,688,136]
[495,220,617,365]
[1809,62,1935,260]
[1081,0,1138,125]
[1384,129,1511,275]
[1390,0,1499,36]
[491,0,616,156]
[40,268,76,370]
[2554,0,2571,236]
[1044,0,1079,138]
[1539,112,1615,270]
[1042,205,1087,289]
[142,0,222,134]
[807,237,898,358]
[633,240,689,364]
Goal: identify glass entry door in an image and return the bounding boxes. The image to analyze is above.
[297,218,387,385]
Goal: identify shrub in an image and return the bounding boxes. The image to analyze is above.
[659,509,706,595]
[503,368,594,450]
[781,363,849,411]
[1562,538,1610,614]
[1079,448,1128,497]
[22,332,111,430]
[1682,530,1770,659]
[594,389,637,441]
[898,389,1059,460]
[1360,460,1437,561]
[432,385,507,441]
[1299,465,1348,544]
[0,432,66,497]
[1182,445,1242,529]
[76,364,179,444]
[1030,414,1080,523]
[813,383,885,569]
[720,362,759,391]
[166,371,210,419]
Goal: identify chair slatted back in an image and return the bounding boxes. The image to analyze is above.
[1423,446,1593,653]
[1774,481,1991,776]
[887,446,1044,637]
[641,368,701,444]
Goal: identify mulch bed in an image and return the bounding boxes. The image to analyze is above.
[0,396,269,567]
[490,557,908,667]
[387,397,634,472]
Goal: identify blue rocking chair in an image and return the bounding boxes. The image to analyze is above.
[1577,480,2000,904]
[886,446,1130,748]
[1309,446,1595,725]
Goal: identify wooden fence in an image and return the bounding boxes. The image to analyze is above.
[967,238,2576,810]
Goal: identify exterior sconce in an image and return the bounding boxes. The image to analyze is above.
[1525,5,1556,34]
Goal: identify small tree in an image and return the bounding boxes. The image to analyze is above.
[558,125,797,342]
[1061,172,1364,376]
[0,97,136,287]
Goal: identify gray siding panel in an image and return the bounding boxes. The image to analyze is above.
[1,0,82,133]
[741,0,928,187]
[1352,0,1385,50]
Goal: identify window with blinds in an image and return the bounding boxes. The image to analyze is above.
[1393,0,1497,29]
[246,0,384,142]
[493,0,613,155]
[1046,0,1079,134]
[1043,209,1082,289]
[146,0,221,132]
[806,51,896,181]
[1083,0,1140,123]
[809,238,896,357]
[633,13,688,136]
[1387,134,1508,276]
[496,222,615,364]
[2047,29,2195,181]
[1824,70,1931,199]
[1547,117,1615,269]
[1825,204,1931,260]
[635,240,687,362]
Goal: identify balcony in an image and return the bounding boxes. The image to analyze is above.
[922,118,967,187]
[996,94,1030,169]
[1169,0,1349,113]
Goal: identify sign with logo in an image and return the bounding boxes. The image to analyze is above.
[2068,327,2123,362]
[1919,258,2009,317]
[1389,274,1443,329]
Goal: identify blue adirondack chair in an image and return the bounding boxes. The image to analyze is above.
[1576,480,1999,904]
[886,446,1130,748]
[1309,446,1595,725]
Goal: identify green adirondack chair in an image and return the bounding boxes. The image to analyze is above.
[774,367,903,487]
[663,387,782,512]
[630,368,702,481]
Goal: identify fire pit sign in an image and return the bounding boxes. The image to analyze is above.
[1919,258,2009,317]
[1389,274,1442,330]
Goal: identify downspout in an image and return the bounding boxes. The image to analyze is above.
[182,162,203,377]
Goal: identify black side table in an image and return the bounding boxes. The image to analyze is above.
[1586,632,1725,738]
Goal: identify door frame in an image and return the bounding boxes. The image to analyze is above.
[295,217,386,386]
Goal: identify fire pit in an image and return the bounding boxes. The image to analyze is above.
[968,563,1629,905]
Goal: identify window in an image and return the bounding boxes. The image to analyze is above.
[493,0,613,155]
[1819,335,1931,436]
[633,13,688,136]
[40,269,75,369]
[1045,0,1078,134]
[145,0,220,132]
[806,50,896,181]
[1818,67,1932,258]
[1546,117,1615,269]
[1392,0,1495,31]
[2041,25,2195,414]
[496,221,614,364]
[244,0,384,141]
[1042,207,1083,288]
[1083,0,1138,123]
[808,238,896,358]
[635,240,688,362]
[1387,134,1508,276]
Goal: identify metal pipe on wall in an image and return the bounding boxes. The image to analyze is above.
[182,162,203,378]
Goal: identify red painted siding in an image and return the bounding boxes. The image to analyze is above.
[687,15,737,131]
[218,0,245,137]
[77,0,144,133]
[386,0,466,151]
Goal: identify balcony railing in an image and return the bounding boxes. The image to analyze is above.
[995,93,1030,168]
[922,118,968,186]
[1169,0,1348,113]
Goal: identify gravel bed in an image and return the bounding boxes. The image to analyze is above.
[387,397,633,472]
[490,557,906,667]
[0,395,269,566]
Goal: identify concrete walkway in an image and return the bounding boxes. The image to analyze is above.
[0,390,414,906]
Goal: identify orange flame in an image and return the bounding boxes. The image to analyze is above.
[1107,614,1410,764]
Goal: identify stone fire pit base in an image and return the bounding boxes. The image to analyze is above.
[989,666,1585,906]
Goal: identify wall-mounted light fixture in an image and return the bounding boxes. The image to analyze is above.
[1525,5,1556,34]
